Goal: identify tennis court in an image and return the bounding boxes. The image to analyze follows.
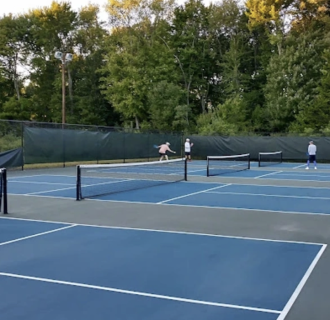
[1,156,330,320]
[5,170,330,214]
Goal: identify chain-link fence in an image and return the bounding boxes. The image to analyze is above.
[1,119,330,169]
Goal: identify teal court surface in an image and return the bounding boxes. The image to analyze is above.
[1,159,330,320]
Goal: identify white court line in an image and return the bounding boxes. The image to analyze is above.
[157,184,232,204]
[254,171,282,179]
[0,272,280,314]
[26,186,77,195]
[277,244,327,320]
[24,178,135,195]
[225,176,330,183]
[187,169,207,173]
[293,164,307,169]
[16,192,330,218]
[35,174,76,178]
[184,181,330,190]
[206,191,330,201]
[9,181,75,186]
[8,174,75,181]
[272,171,330,178]
[22,194,73,200]
[7,174,49,180]
[161,202,330,217]
[0,225,76,246]
[267,178,330,183]
[0,215,325,246]
[216,183,330,190]
[10,190,330,218]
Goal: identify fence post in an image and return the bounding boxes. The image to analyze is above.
[123,131,126,163]
[21,122,24,171]
[62,126,66,168]
[96,127,100,164]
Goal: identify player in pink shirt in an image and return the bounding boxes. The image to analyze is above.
[157,142,176,161]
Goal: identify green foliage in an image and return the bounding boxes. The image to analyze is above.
[196,112,239,136]
[0,0,329,136]
[147,81,184,131]
[0,97,33,120]
[196,97,247,135]
[290,48,330,133]
[0,134,21,152]
[264,31,326,133]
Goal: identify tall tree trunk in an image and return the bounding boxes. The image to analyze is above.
[135,115,140,129]
[13,54,20,100]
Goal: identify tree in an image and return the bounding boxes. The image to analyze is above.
[102,0,179,129]
[146,80,184,131]
[292,48,330,133]
[0,15,31,101]
[264,31,325,132]
[170,0,214,118]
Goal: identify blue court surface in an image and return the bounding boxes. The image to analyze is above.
[7,172,330,215]
[0,218,326,320]
[188,161,330,181]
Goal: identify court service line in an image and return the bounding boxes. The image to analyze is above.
[201,176,330,183]
[293,164,307,169]
[157,184,232,204]
[8,174,50,180]
[206,191,330,201]
[9,180,75,186]
[0,272,280,314]
[26,186,77,195]
[256,177,330,183]
[0,216,325,246]
[187,169,207,173]
[17,192,330,217]
[217,183,330,190]
[0,225,76,246]
[277,244,327,320]
[276,173,330,178]
[254,171,283,179]
[162,202,330,217]
[11,191,330,217]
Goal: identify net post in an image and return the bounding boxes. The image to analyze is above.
[184,158,188,181]
[248,154,251,169]
[280,151,283,164]
[3,169,8,214]
[206,157,209,177]
[76,165,81,201]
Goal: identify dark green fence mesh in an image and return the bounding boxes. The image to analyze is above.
[23,125,183,165]
[1,119,330,168]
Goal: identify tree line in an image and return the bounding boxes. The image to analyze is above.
[1,0,330,135]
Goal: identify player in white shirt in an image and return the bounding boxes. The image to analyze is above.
[184,138,194,161]
[306,141,317,170]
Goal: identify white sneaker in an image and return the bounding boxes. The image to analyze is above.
[306,167,309,170]
[315,167,317,170]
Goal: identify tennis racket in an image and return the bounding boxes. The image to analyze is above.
[153,144,158,148]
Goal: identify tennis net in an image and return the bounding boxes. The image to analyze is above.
[258,151,283,167]
[76,158,187,200]
[0,168,8,214]
[207,154,250,177]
